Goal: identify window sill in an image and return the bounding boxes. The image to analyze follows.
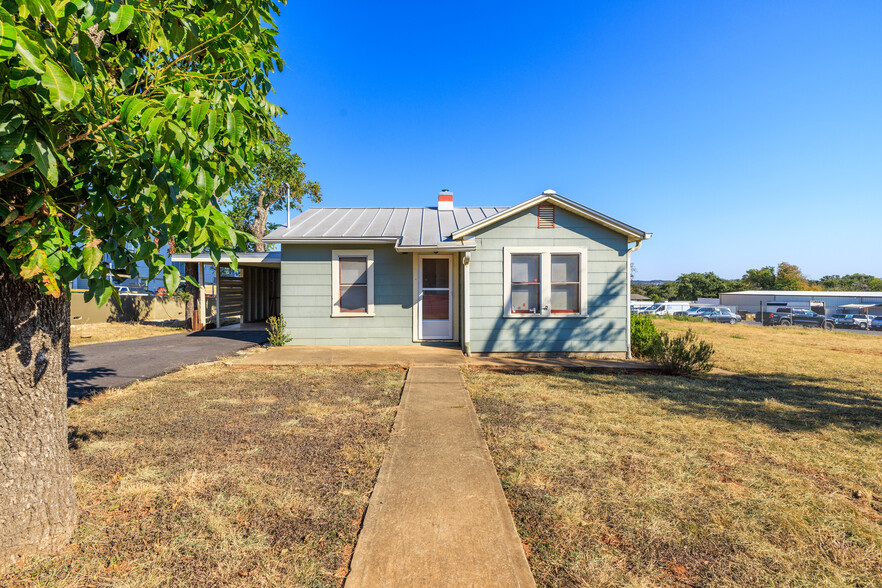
[331,312,376,318]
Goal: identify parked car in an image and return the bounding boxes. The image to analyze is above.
[871,316,882,331]
[642,302,692,316]
[771,308,834,329]
[831,313,871,329]
[849,314,872,330]
[676,306,718,317]
[704,309,742,324]
[117,285,151,296]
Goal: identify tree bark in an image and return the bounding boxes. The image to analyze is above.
[248,191,269,253]
[0,265,77,565]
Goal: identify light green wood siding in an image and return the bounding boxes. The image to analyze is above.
[468,207,629,353]
[280,244,415,345]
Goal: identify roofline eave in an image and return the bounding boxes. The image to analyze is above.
[450,193,650,242]
[262,237,400,245]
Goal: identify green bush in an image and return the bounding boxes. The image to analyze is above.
[631,312,660,358]
[649,328,715,376]
[669,313,705,322]
[266,315,292,346]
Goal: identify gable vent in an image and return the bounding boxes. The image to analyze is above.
[538,204,555,228]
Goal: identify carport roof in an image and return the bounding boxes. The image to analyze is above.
[170,251,280,266]
[723,290,882,297]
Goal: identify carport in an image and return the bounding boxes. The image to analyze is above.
[170,251,280,329]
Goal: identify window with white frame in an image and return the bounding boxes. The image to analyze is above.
[503,247,588,317]
[331,250,374,316]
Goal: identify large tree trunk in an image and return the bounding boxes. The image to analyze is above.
[248,204,269,253]
[0,265,77,565]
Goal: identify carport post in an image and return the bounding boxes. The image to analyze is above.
[199,262,206,328]
[215,264,221,329]
[463,252,471,356]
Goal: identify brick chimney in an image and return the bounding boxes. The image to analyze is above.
[438,189,454,211]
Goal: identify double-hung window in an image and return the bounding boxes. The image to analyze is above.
[510,254,540,314]
[550,254,579,313]
[503,247,588,317]
[331,250,374,316]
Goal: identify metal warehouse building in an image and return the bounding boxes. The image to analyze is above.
[720,290,882,316]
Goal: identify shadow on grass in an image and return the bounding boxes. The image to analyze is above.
[68,426,105,450]
[491,368,882,434]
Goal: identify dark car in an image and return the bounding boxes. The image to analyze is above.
[831,313,871,329]
[704,310,742,324]
[772,308,834,329]
[831,313,856,328]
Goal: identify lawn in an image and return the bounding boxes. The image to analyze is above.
[70,321,187,346]
[466,320,882,586]
[5,364,404,587]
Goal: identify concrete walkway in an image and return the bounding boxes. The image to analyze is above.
[345,366,535,588]
[230,344,466,367]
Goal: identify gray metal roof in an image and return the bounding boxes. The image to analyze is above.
[264,207,508,249]
[722,290,882,298]
[170,251,280,265]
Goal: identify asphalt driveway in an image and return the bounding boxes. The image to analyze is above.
[68,327,267,401]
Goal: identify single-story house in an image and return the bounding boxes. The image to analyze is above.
[262,189,650,357]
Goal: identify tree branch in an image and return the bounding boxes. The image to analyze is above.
[0,116,121,183]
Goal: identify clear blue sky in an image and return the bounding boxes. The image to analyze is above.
[266,1,882,281]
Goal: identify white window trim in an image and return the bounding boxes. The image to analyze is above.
[503,246,589,318]
[331,249,375,317]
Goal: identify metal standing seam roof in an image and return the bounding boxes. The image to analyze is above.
[264,207,509,249]
[722,290,882,298]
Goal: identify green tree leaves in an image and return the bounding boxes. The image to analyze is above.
[226,110,244,143]
[13,28,44,73]
[1,0,286,301]
[0,8,17,58]
[226,123,321,252]
[41,60,84,110]
[108,3,135,35]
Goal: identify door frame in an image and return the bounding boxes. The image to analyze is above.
[412,253,459,342]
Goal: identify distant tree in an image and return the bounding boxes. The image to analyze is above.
[816,273,882,291]
[742,266,777,290]
[672,272,728,300]
[642,281,679,302]
[227,124,321,252]
[775,262,809,290]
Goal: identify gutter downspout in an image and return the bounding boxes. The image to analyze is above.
[625,239,645,359]
[462,252,471,357]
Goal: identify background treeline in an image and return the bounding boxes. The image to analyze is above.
[633,262,882,302]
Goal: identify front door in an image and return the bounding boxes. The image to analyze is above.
[419,256,453,340]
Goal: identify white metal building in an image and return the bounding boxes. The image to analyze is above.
[719,290,882,315]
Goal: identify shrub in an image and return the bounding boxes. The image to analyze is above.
[649,328,715,376]
[669,313,704,322]
[631,312,660,358]
[266,315,292,346]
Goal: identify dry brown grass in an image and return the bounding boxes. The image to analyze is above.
[70,321,186,346]
[5,364,404,587]
[467,320,882,586]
